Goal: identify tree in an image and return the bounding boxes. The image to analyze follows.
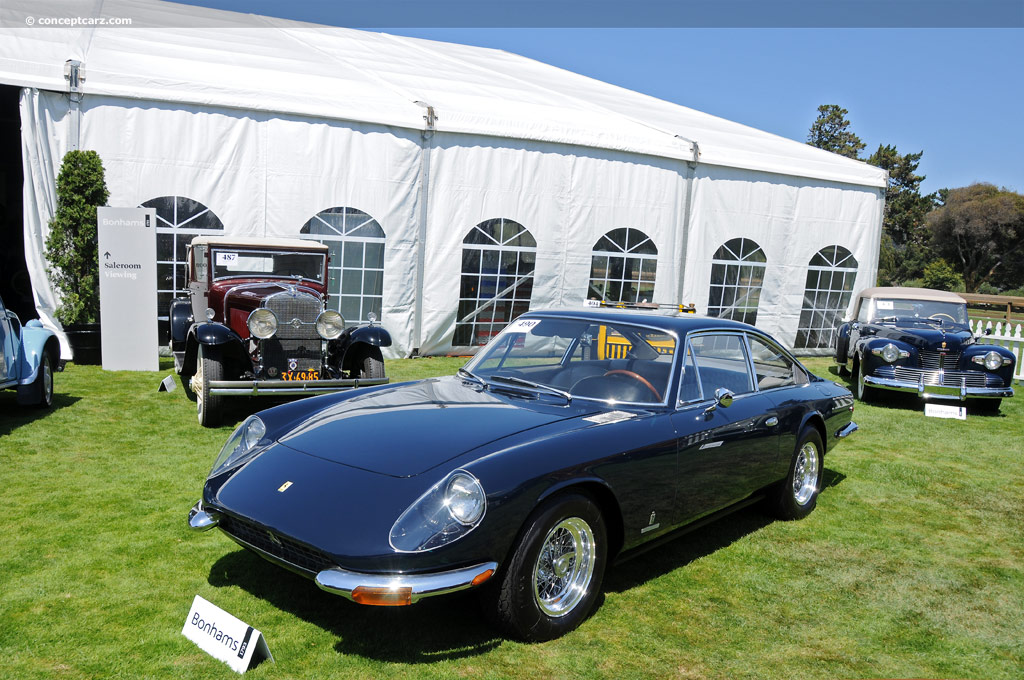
[806,104,865,159]
[927,183,1024,292]
[866,144,938,285]
[44,150,109,325]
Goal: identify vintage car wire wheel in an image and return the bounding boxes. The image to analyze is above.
[532,517,597,617]
[486,493,607,642]
[792,441,819,506]
[194,345,223,428]
[770,427,824,521]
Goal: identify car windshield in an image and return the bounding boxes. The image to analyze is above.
[211,248,325,282]
[870,298,968,325]
[464,316,677,405]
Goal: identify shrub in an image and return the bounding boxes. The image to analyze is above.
[44,150,109,325]
[922,259,964,292]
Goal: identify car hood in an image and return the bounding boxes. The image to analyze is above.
[867,323,973,351]
[274,376,600,477]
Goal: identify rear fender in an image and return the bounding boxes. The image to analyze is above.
[15,324,58,384]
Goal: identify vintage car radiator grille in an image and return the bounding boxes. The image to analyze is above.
[220,515,334,576]
[891,367,991,388]
[918,349,961,370]
[262,291,322,374]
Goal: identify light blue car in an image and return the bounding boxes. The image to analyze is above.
[1,294,60,408]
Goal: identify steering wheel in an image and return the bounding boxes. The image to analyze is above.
[603,370,662,401]
[929,313,956,323]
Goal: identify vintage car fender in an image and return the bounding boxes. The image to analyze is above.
[960,342,1017,383]
[834,322,852,365]
[855,336,911,374]
[15,321,60,385]
[346,325,393,348]
[181,322,250,377]
[168,298,194,348]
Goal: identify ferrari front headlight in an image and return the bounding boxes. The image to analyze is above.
[389,470,486,552]
[210,415,267,476]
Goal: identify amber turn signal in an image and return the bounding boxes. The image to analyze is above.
[471,568,495,587]
[351,586,413,606]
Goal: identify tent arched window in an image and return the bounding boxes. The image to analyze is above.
[707,238,767,325]
[300,207,385,323]
[140,196,224,336]
[588,227,658,304]
[454,218,536,347]
[796,245,858,349]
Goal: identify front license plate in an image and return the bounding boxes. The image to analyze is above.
[281,370,319,381]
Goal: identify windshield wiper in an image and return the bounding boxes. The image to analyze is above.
[457,366,486,388]
[488,374,572,403]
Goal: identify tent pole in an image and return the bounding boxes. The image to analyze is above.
[411,102,436,356]
[64,60,83,150]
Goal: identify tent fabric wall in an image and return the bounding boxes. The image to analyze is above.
[3,1,889,359]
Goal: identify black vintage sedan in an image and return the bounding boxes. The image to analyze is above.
[188,310,857,641]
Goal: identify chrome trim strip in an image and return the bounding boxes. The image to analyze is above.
[315,561,499,604]
[836,421,858,439]
[863,375,1013,400]
[209,377,389,395]
[188,501,220,531]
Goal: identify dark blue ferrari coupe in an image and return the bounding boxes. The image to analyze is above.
[188,309,857,641]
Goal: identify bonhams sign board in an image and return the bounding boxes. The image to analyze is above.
[97,207,158,370]
[182,595,273,673]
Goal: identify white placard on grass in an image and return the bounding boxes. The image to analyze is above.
[924,403,967,420]
[182,595,273,674]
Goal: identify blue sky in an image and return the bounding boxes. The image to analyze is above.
[177,2,1024,195]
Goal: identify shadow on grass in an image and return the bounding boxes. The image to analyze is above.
[208,550,502,663]
[0,393,82,436]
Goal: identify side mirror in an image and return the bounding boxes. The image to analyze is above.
[703,387,735,415]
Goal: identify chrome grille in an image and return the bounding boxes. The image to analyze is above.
[918,349,960,370]
[220,515,333,576]
[892,367,989,388]
[261,290,322,374]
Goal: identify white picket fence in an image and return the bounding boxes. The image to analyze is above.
[970,320,1024,383]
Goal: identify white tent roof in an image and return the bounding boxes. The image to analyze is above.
[0,0,887,188]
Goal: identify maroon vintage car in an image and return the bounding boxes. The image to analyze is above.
[169,236,390,426]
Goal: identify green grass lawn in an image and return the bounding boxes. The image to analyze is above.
[1,357,1021,679]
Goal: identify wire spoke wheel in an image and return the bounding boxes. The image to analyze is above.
[531,517,597,617]
[792,441,819,506]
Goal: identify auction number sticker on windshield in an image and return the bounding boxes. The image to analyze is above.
[584,411,636,425]
[215,252,238,266]
[508,319,542,333]
[876,300,894,310]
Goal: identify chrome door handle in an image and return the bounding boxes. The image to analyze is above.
[765,416,779,427]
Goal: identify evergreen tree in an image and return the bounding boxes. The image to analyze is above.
[44,150,109,325]
[806,104,865,159]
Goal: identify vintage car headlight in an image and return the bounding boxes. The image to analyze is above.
[210,415,267,476]
[871,343,907,363]
[316,310,345,340]
[972,350,1005,370]
[389,470,486,552]
[247,308,278,339]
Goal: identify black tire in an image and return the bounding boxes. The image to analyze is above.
[196,345,223,428]
[770,428,824,521]
[354,346,385,380]
[17,353,53,408]
[853,359,875,403]
[486,493,607,642]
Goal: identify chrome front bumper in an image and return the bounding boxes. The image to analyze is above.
[315,562,499,605]
[209,376,388,396]
[864,375,1013,401]
[187,502,497,606]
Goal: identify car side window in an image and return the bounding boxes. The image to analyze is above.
[192,245,208,283]
[856,298,871,323]
[688,334,753,397]
[747,335,805,390]
[677,343,702,404]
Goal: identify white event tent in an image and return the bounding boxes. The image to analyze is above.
[0,0,887,358]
